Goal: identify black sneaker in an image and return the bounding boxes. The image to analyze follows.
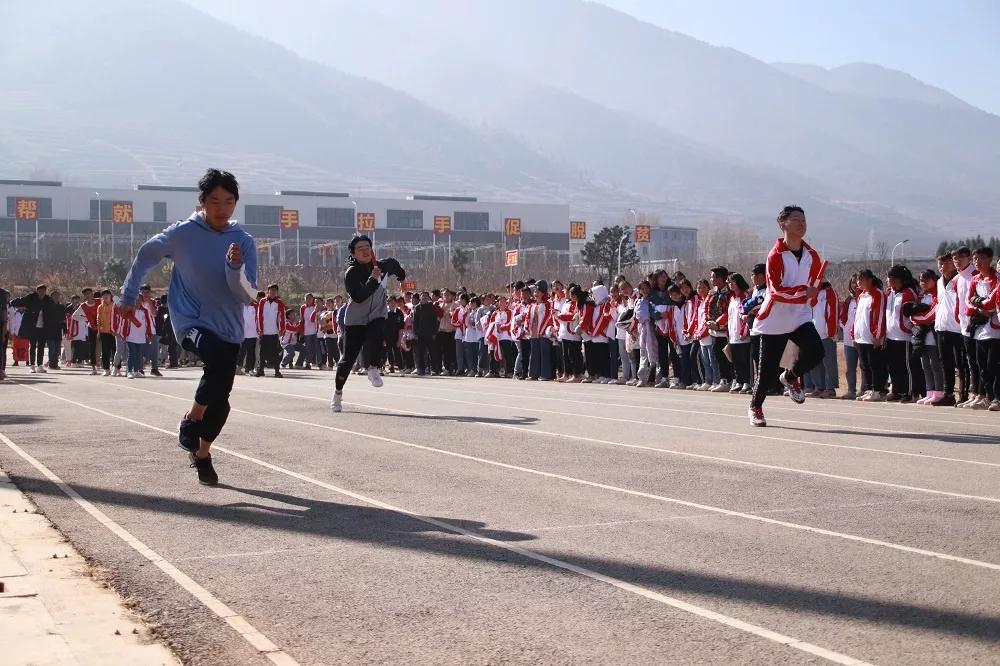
[177,418,201,454]
[274,369,283,378]
[189,453,218,486]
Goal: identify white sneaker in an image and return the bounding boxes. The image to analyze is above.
[29,365,37,373]
[606,378,621,385]
[711,380,731,393]
[126,371,136,379]
[37,366,47,374]
[654,378,669,388]
[367,367,384,388]
[90,367,98,375]
[971,397,989,410]
[861,391,885,402]
[103,369,111,377]
[697,382,712,391]
[331,391,343,412]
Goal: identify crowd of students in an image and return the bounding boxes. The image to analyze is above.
[3,248,999,418]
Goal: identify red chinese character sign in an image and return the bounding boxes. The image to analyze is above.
[504,217,521,237]
[401,279,417,292]
[635,224,651,243]
[433,215,451,235]
[356,212,375,232]
[112,202,134,224]
[280,209,299,230]
[14,199,38,220]
[569,220,586,240]
[505,250,519,267]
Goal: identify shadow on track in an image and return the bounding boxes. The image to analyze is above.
[10,473,1000,643]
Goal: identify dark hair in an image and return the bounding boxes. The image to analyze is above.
[100,289,112,296]
[710,266,729,279]
[672,271,686,280]
[937,253,955,262]
[679,279,694,293]
[140,284,151,291]
[919,269,939,282]
[256,290,266,298]
[667,284,681,295]
[972,246,994,259]
[728,272,751,293]
[305,292,313,298]
[82,287,93,294]
[513,281,525,290]
[697,278,710,290]
[858,269,883,290]
[752,263,766,275]
[348,235,372,253]
[197,169,239,203]
[431,289,441,298]
[887,265,919,291]
[777,205,805,223]
[470,297,481,307]
[951,246,971,258]
[71,294,81,300]
[267,283,279,291]
[36,284,47,290]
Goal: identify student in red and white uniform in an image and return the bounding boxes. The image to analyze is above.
[79,287,100,374]
[67,296,90,367]
[839,275,860,399]
[279,308,302,369]
[238,290,263,375]
[579,283,613,383]
[884,265,920,401]
[121,298,153,379]
[721,273,753,394]
[748,205,826,426]
[806,279,839,398]
[679,280,702,389]
[852,270,888,401]
[512,285,533,379]
[451,292,469,376]
[951,246,980,407]
[911,270,945,404]
[555,284,584,382]
[693,279,718,390]
[526,281,554,381]
[613,280,635,385]
[934,253,965,406]
[965,246,1000,410]
[254,283,286,378]
[318,296,341,370]
[298,293,320,369]
[485,293,516,377]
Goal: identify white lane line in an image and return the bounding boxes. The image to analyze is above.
[348,384,1000,468]
[0,429,300,666]
[50,380,1000,572]
[7,385,872,665]
[476,379,1000,427]
[407,382,991,439]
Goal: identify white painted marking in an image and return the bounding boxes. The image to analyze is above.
[346,384,1000,469]
[43,380,1000,572]
[0,429,300,666]
[6,385,872,665]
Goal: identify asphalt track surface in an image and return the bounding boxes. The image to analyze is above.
[1,365,998,665]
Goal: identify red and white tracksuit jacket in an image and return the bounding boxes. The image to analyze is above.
[300,303,319,336]
[256,298,287,336]
[886,287,917,342]
[280,321,302,347]
[752,238,824,336]
[852,288,887,346]
[839,297,858,347]
[911,287,937,346]
[810,284,839,340]
[934,276,962,334]
[579,300,613,343]
[966,270,1000,341]
[527,297,553,339]
[720,291,750,344]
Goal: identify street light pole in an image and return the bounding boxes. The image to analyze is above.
[890,239,909,266]
[617,230,630,276]
[96,192,102,260]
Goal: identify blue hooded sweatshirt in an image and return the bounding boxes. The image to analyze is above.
[121,212,258,344]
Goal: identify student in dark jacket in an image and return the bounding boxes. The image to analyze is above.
[331,235,405,412]
[0,287,9,379]
[412,291,440,376]
[43,290,68,369]
[11,284,54,371]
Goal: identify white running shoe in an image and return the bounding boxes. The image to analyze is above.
[126,371,136,379]
[367,367,384,388]
[654,378,669,388]
[971,397,989,410]
[37,366,47,374]
[711,380,730,393]
[29,365,37,374]
[103,369,111,377]
[331,391,343,412]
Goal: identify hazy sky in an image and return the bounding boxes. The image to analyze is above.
[599,0,1000,115]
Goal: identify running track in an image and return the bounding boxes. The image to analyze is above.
[1,366,998,665]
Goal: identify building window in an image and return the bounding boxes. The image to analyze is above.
[454,211,489,231]
[7,197,52,219]
[153,201,167,222]
[317,207,354,227]
[244,205,282,226]
[386,209,423,229]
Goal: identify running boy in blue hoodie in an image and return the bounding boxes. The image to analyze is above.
[120,169,258,485]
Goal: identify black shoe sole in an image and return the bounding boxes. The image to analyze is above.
[177,420,200,454]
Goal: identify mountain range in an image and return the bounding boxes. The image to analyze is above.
[1,0,996,256]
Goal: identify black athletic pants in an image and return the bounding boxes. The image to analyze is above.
[561,339,584,377]
[712,336,734,381]
[99,333,116,370]
[323,338,340,367]
[336,319,386,391]
[87,328,98,367]
[977,338,1000,401]
[257,335,280,374]
[751,322,824,409]
[730,342,752,386]
[856,343,888,394]
[963,335,980,397]
[28,330,45,366]
[413,335,434,375]
[183,328,239,443]
[584,341,609,379]
[937,330,967,398]
[885,339,912,397]
[238,337,257,373]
